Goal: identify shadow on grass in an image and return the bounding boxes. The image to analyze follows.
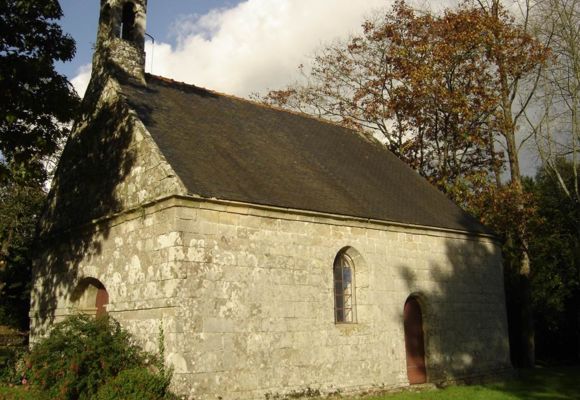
[485,366,580,400]
[363,366,580,400]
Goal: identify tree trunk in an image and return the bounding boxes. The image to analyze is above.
[519,246,535,367]
[0,227,14,269]
[499,87,535,367]
[496,43,535,369]
[488,128,502,187]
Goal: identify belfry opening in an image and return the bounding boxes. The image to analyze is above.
[120,2,137,42]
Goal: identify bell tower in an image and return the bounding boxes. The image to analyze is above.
[92,0,148,83]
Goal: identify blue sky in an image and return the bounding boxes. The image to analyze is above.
[57,1,239,79]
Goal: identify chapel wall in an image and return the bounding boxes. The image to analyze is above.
[30,196,511,399]
[169,200,511,399]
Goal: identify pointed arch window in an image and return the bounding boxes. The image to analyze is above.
[333,251,356,323]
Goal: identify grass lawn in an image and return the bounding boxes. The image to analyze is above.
[0,366,578,400]
[364,366,580,400]
[0,386,48,400]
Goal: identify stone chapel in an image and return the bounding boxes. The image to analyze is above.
[30,1,512,398]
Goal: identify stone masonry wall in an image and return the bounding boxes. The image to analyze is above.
[165,198,511,399]
[39,77,186,236]
[31,194,511,399]
[30,205,184,351]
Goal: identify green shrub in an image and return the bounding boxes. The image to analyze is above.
[25,314,149,400]
[94,367,178,400]
[0,327,28,385]
[0,347,25,385]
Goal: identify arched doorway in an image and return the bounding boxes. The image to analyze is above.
[404,296,427,384]
[71,278,109,317]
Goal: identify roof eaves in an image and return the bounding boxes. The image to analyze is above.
[183,191,497,239]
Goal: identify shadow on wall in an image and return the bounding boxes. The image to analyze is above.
[397,236,511,384]
[30,88,137,337]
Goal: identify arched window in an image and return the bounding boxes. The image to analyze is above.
[120,2,136,41]
[333,251,356,323]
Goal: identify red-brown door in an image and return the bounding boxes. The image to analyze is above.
[95,287,109,317]
[404,297,427,384]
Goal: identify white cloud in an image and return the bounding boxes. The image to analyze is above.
[72,0,458,97]
[70,64,92,98]
[142,0,404,97]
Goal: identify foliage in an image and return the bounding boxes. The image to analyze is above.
[0,0,79,183]
[466,182,537,249]
[0,179,45,330]
[93,367,177,400]
[527,160,579,361]
[0,344,27,385]
[24,315,149,400]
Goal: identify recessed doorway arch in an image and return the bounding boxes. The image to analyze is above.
[404,295,427,384]
[71,278,109,317]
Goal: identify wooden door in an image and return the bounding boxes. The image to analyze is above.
[404,297,427,384]
[95,287,109,317]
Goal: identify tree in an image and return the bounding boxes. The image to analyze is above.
[258,0,548,366]
[0,0,79,330]
[259,3,503,200]
[363,3,507,197]
[469,0,543,186]
[0,0,79,184]
[528,0,579,205]
[465,176,539,367]
[528,0,580,360]
[259,1,546,197]
[469,0,551,368]
[0,175,45,329]
[527,160,580,361]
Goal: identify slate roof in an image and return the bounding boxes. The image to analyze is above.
[120,74,490,234]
